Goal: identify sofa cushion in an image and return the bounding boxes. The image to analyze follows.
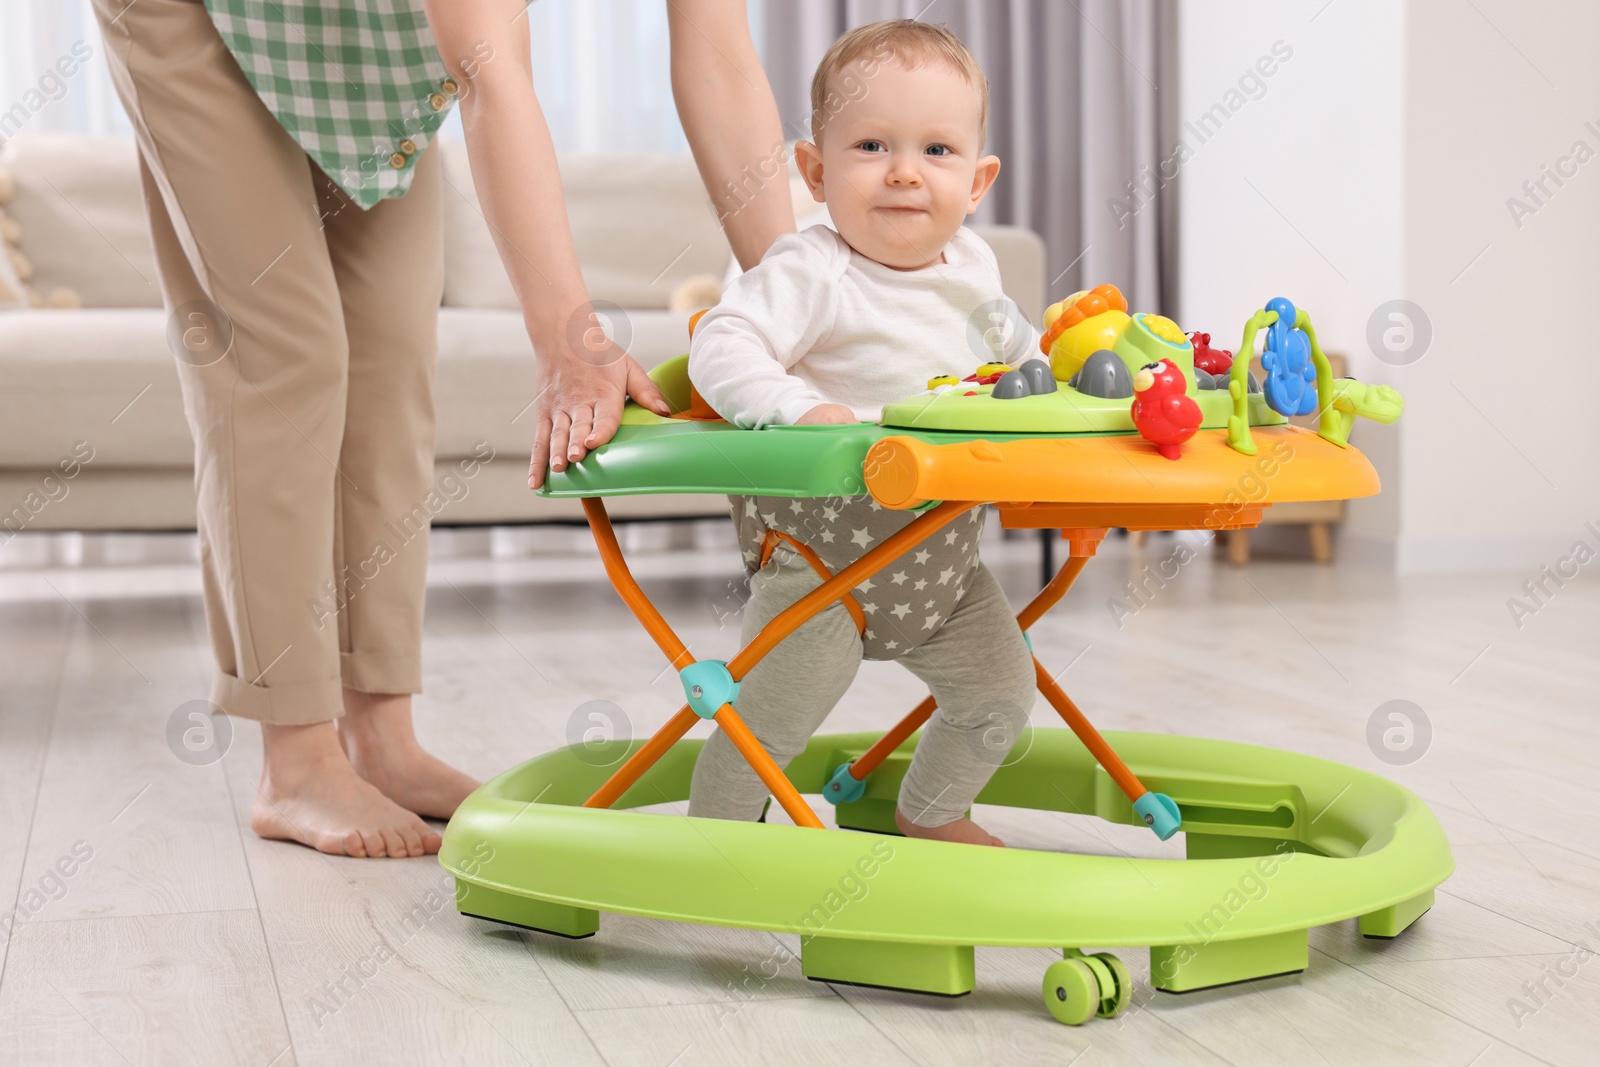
[0,134,163,309]
[0,308,185,467]
[0,305,692,470]
[433,307,690,459]
[439,140,733,311]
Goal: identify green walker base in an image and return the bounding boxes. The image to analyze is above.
[442,729,1452,1023]
[458,883,599,939]
[1152,928,1308,993]
[802,936,975,996]
[1360,888,1435,939]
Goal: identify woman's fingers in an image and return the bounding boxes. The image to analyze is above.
[588,395,624,452]
[548,409,572,473]
[625,358,672,416]
[529,409,554,489]
[526,340,649,484]
[567,403,595,461]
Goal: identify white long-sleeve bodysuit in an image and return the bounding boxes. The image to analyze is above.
[688,223,1039,427]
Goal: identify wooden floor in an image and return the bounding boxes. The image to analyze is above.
[0,522,1596,1066]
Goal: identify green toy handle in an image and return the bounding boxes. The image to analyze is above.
[1227,304,1403,456]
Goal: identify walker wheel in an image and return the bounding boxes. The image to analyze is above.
[1088,952,1131,1018]
[1042,958,1099,1025]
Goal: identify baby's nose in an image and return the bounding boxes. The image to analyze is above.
[888,162,922,185]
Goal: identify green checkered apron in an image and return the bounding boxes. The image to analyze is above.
[203,0,460,209]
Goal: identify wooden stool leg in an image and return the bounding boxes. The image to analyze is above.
[1227,529,1250,565]
[1308,522,1333,563]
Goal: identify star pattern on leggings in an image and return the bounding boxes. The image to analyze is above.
[733,494,987,660]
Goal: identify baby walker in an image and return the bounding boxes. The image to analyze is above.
[440,289,1449,1026]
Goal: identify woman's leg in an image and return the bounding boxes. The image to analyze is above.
[316,146,477,819]
[94,0,435,856]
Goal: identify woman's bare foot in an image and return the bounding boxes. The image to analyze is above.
[895,806,1006,847]
[250,720,440,858]
[336,690,480,821]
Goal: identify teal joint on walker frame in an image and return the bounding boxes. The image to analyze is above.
[1132,791,1183,841]
[680,660,739,719]
[822,761,867,805]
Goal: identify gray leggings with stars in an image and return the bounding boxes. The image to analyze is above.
[686,519,1037,828]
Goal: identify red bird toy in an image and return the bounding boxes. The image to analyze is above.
[1189,331,1233,377]
[1131,360,1203,460]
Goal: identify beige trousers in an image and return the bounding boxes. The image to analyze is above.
[93,0,444,724]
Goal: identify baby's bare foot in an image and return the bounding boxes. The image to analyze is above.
[250,728,440,858]
[895,806,1006,847]
[338,690,479,820]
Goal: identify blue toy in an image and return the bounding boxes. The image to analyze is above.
[1260,296,1319,417]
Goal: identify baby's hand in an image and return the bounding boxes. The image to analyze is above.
[795,403,859,426]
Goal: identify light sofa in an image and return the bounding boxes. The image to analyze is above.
[0,133,1047,534]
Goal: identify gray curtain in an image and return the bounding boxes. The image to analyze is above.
[764,0,1180,314]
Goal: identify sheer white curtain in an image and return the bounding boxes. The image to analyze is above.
[0,0,133,144]
[0,0,765,154]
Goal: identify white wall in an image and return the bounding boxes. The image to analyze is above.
[1399,0,1600,572]
[1177,0,1599,572]
[1176,0,1406,562]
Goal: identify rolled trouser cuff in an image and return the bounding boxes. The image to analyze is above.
[211,671,344,725]
[340,650,422,696]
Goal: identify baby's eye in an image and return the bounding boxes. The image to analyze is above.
[926,144,952,157]
[858,140,885,153]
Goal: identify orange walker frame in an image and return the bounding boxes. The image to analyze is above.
[577,496,1258,836]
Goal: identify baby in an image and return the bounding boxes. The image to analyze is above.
[685,20,1039,847]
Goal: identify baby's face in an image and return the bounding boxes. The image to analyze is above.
[796,57,1000,271]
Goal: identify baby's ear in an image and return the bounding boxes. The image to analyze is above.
[794,140,827,203]
[967,155,1002,214]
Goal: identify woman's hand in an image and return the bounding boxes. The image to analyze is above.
[528,316,671,489]
[795,403,859,426]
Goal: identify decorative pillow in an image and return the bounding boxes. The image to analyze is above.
[0,171,83,310]
[0,176,28,309]
[0,254,24,308]
[667,274,723,313]
[0,134,162,308]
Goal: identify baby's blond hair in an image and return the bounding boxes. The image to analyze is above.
[809,19,989,147]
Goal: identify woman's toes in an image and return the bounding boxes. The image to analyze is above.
[380,827,409,859]
[398,824,425,857]
[342,829,369,857]
[362,829,391,858]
